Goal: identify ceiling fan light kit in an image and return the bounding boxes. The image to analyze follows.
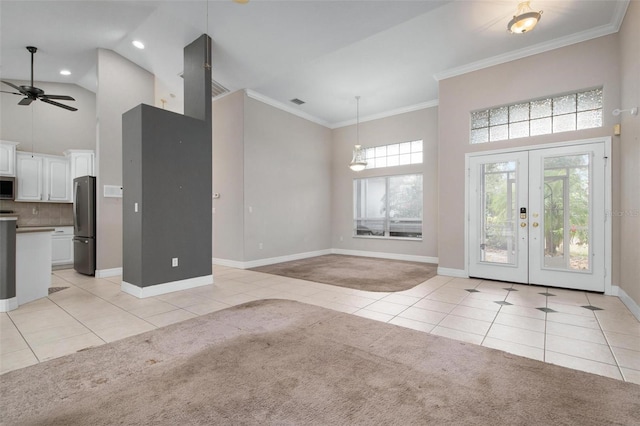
[508,1,542,34]
[1,46,77,111]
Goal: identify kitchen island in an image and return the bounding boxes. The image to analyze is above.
[16,227,53,307]
[0,219,53,312]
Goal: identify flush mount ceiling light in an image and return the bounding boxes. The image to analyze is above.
[132,40,145,49]
[349,96,368,172]
[59,70,71,76]
[508,1,542,34]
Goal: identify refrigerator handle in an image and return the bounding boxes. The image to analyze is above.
[73,181,79,229]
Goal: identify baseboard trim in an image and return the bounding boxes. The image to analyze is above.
[436,267,468,278]
[212,258,248,269]
[96,267,123,278]
[213,249,333,270]
[615,286,640,321]
[121,275,213,299]
[0,297,18,312]
[331,249,438,264]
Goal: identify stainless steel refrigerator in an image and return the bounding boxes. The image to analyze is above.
[73,176,96,275]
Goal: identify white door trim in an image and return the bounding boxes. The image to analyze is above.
[464,137,612,294]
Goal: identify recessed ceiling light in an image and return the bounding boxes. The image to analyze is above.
[132,40,145,49]
[60,70,71,76]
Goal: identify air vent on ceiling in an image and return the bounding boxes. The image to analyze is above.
[178,72,230,99]
[290,98,305,105]
[210,79,229,98]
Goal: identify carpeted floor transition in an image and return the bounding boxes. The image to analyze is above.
[250,254,437,292]
[2,299,639,425]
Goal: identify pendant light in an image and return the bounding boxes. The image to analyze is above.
[508,1,542,34]
[349,96,367,172]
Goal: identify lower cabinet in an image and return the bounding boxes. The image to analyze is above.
[52,226,74,266]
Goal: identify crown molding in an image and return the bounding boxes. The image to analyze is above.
[612,0,631,32]
[330,99,439,129]
[244,89,331,128]
[434,22,623,82]
[244,89,439,130]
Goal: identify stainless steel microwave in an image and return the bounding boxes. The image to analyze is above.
[0,176,15,200]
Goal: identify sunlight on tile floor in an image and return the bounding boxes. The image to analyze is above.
[1,266,639,384]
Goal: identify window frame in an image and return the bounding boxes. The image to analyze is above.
[353,173,423,241]
[363,140,423,170]
[470,88,603,144]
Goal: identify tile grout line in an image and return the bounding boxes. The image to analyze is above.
[543,286,548,363]
[586,292,626,381]
[5,310,41,363]
[49,274,160,340]
[478,280,509,347]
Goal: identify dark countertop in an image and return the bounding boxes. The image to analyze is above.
[16,227,55,234]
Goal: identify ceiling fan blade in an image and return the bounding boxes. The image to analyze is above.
[2,80,24,93]
[18,97,34,106]
[1,90,22,96]
[41,94,75,101]
[40,97,78,112]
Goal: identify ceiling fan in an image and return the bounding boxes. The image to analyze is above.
[1,46,77,112]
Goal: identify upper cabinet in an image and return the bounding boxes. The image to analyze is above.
[16,153,44,201]
[65,150,95,179]
[0,141,20,176]
[45,156,71,202]
[10,143,94,203]
[16,152,72,202]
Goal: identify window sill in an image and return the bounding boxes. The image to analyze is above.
[353,235,423,242]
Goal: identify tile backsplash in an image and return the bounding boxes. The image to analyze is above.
[0,200,74,227]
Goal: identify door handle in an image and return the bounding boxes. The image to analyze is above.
[532,222,539,228]
[520,222,527,227]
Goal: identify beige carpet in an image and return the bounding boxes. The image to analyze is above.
[250,254,437,292]
[2,299,639,425]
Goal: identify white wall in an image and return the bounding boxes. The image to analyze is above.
[212,91,245,262]
[243,94,332,261]
[0,80,95,155]
[618,2,640,306]
[211,91,333,265]
[437,34,621,279]
[96,49,154,271]
[331,107,439,261]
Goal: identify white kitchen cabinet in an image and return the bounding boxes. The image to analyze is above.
[16,152,72,202]
[45,157,71,202]
[51,226,74,266]
[0,141,19,176]
[65,149,95,179]
[16,153,43,201]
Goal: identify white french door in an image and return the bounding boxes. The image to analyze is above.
[468,142,607,292]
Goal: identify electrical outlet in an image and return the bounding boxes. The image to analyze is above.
[259,243,263,250]
[172,257,179,267]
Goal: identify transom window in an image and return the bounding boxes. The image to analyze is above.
[364,140,423,169]
[470,88,603,144]
[354,174,423,240]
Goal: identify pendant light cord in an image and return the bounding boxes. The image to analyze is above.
[356,96,360,145]
[205,1,211,70]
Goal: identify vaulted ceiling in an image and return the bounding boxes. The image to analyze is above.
[0,1,630,127]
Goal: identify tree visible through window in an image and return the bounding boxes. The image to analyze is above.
[353,174,423,239]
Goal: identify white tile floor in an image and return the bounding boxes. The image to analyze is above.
[1,266,639,384]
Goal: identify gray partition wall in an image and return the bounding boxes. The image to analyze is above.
[122,34,212,294]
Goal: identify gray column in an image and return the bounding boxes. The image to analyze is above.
[0,218,17,301]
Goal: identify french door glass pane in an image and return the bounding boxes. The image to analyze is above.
[480,161,517,264]
[543,154,590,271]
